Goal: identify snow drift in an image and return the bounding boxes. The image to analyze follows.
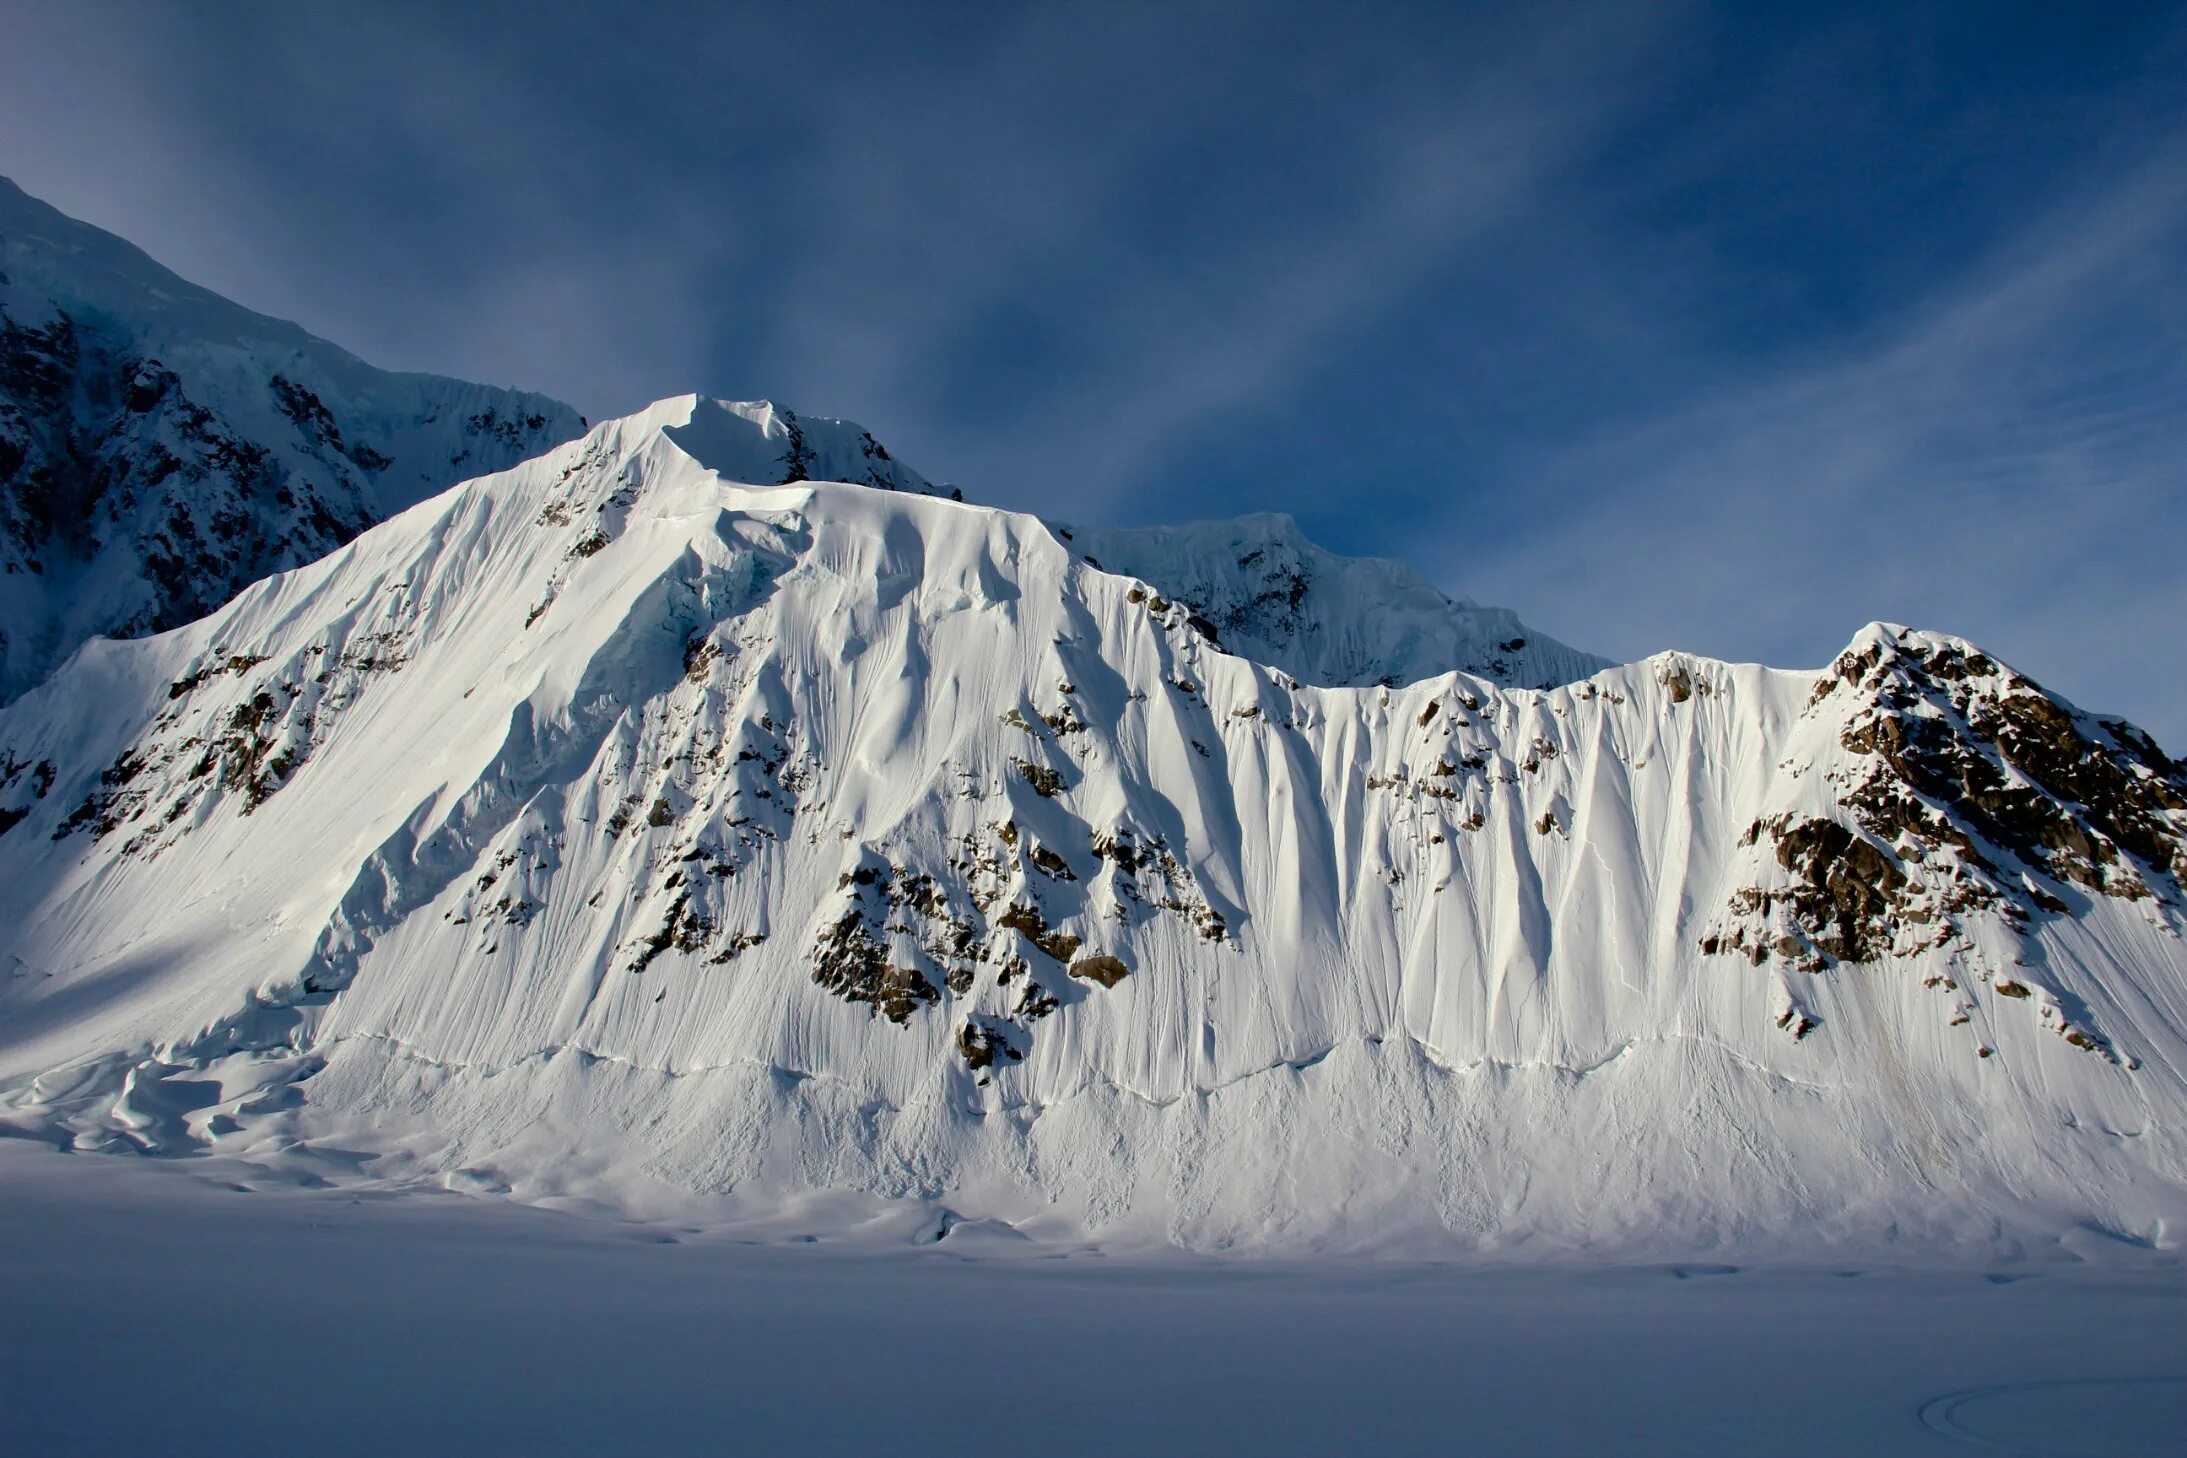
[1,395,2182,1255]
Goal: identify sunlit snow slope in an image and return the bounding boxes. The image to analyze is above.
[2,396,2183,1254]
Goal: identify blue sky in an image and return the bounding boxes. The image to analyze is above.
[5,1,2185,742]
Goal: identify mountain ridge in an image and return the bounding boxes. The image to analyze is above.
[0,175,585,699]
[1,395,2180,1256]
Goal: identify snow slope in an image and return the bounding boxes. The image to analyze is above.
[0,175,585,699]
[1,395,2182,1255]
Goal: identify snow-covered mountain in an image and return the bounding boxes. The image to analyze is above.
[1,394,2181,1255]
[1067,514,1606,689]
[0,176,586,700]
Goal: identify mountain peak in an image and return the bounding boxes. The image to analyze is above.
[650,394,943,496]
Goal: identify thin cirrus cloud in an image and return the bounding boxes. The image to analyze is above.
[1460,138,2187,742]
[0,2,733,412]
[734,4,1680,507]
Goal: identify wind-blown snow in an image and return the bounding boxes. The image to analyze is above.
[0,395,2182,1256]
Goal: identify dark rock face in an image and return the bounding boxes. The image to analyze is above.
[787,811,1211,1057]
[0,288,581,703]
[956,1018,1023,1071]
[812,905,939,1025]
[1013,757,1067,797]
[2,306,361,666]
[1709,630,2185,990]
[810,858,983,1024]
[1067,954,1130,988]
[0,235,581,700]
[1709,816,1911,967]
[1830,636,2186,905]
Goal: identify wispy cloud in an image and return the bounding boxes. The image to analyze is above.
[1458,136,2187,741]
[737,3,1684,509]
[4,2,2182,742]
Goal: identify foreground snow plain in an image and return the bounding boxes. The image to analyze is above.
[3,1139,2180,1457]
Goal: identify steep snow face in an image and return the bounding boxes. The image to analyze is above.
[0,396,2183,1255]
[1069,513,1608,688]
[0,176,584,700]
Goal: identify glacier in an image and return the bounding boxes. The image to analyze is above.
[1,393,2181,1257]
